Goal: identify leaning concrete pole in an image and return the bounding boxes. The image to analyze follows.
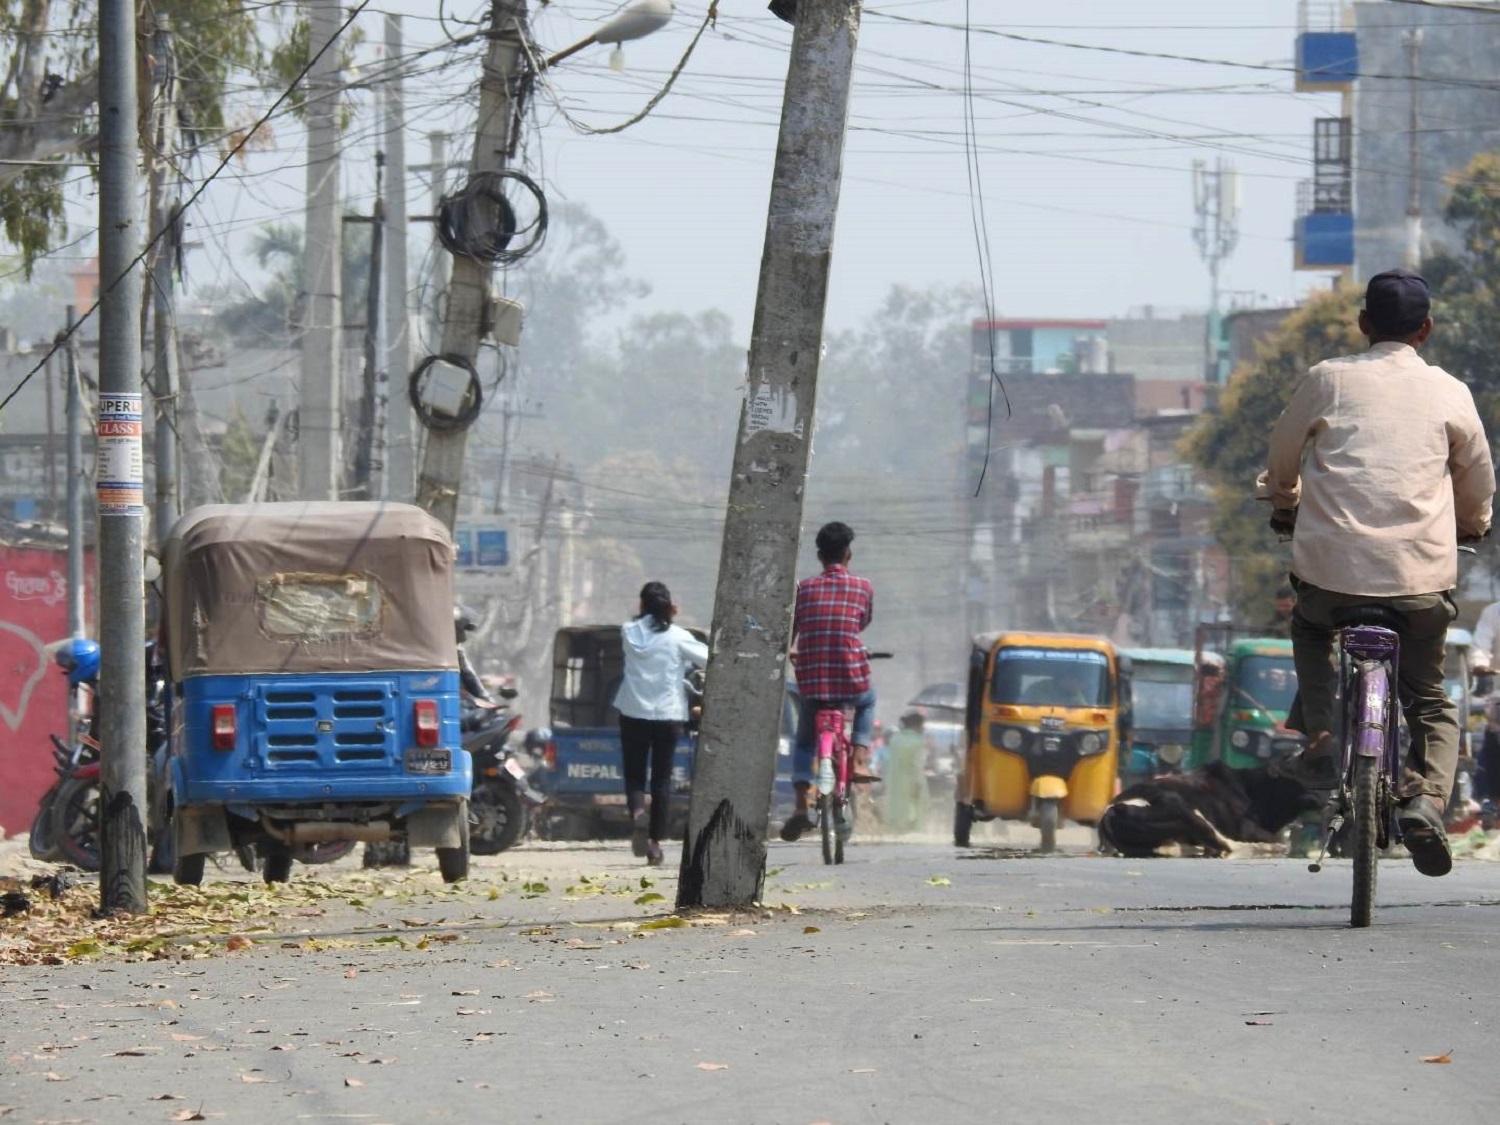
[678,0,862,909]
[97,0,149,914]
[414,0,529,531]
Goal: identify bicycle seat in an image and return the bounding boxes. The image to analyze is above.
[1330,604,1407,631]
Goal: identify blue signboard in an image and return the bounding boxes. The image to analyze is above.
[476,529,509,568]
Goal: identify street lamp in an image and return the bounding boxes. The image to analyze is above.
[543,0,674,71]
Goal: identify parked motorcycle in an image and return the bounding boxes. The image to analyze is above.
[466,703,542,855]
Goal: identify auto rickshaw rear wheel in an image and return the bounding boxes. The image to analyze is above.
[438,819,470,883]
[261,844,294,885]
[173,852,205,886]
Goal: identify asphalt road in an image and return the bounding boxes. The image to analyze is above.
[4,831,1500,1125]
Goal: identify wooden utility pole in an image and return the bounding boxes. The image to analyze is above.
[97,0,149,914]
[414,0,530,532]
[299,0,344,500]
[678,0,863,909]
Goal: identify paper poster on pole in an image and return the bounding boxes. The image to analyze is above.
[96,393,144,517]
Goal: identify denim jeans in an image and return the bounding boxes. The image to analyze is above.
[792,688,876,784]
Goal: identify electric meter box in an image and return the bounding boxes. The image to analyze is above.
[420,359,473,418]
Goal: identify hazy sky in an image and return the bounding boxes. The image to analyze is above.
[24,1,1357,336]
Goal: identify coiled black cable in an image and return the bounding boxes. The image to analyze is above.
[436,170,548,265]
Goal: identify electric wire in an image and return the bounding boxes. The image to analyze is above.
[0,0,374,418]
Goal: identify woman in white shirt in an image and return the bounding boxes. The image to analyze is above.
[614,582,709,865]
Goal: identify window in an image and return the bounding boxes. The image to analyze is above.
[257,573,383,641]
[991,648,1111,707]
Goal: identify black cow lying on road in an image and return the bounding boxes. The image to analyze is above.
[1097,760,1323,857]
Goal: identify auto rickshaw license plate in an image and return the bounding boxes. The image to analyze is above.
[405,747,452,773]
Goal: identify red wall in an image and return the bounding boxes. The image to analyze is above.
[0,546,76,838]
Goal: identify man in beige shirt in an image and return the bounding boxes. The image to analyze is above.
[1260,269,1494,877]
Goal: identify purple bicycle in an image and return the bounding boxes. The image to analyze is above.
[1306,607,1404,928]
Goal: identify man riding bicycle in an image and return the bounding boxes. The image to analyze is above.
[781,521,876,843]
[1259,269,1494,877]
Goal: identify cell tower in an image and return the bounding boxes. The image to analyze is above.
[1192,156,1240,384]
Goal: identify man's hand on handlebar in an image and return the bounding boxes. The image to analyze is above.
[1269,508,1298,535]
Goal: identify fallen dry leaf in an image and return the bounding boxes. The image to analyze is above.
[802,926,821,935]
[1421,1051,1454,1064]
[43,1072,69,1081]
[850,1067,877,1074]
[239,1072,270,1084]
[150,1093,182,1100]
[344,969,358,980]
[224,935,252,953]
[455,1008,490,1017]
[1244,1020,1272,1027]
[344,1077,364,1087]
[169,1110,207,1122]
[696,1062,729,1071]
[452,989,479,996]
[731,929,757,937]
[170,1034,203,1043]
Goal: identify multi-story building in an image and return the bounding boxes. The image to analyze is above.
[1293,0,1500,277]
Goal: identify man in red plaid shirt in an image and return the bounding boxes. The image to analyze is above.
[780,521,877,842]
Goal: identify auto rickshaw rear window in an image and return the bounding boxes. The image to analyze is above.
[256,572,385,641]
[991,648,1109,707]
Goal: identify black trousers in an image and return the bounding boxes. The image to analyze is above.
[619,715,681,842]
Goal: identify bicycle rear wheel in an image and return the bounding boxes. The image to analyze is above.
[819,793,834,865]
[1350,755,1379,929]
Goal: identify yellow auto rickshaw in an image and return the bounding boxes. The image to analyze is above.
[954,631,1129,853]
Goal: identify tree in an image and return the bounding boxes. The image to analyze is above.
[1183,286,1364,623]
[0,0,319,274]
[1420,150,1500,429]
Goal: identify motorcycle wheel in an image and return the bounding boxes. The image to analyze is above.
[54,775,101,871]
[362,840,411,868]
[293,840,356,865]
[28,784,63,862]
[468,784,525,855]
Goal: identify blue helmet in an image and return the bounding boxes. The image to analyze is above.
[56,638,101,686]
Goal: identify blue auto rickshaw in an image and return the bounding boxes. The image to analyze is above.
[161,502,472,884]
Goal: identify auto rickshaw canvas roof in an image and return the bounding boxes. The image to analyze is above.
[163,501,458,680]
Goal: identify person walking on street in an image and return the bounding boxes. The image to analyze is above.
[881,710,931,835]
[614,582,708,866]
[782,521,877,843]
[1259,269,1494,877]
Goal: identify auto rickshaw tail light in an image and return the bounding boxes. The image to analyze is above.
[543,740,557,770]
[211,704,237,751]
[414,700,440,747]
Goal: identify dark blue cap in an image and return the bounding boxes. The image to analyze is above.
[1364,269,1430,336]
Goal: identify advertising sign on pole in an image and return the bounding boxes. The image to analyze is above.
[96,393,144,517]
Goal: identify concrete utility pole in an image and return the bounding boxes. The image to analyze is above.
[299,0,344,501]
[1402,28,1424,271]
[96,0,149,914]
[63,308,85,639]
[677,0,863,910]
[383,14,415,502]
[345,154,385,498]
[421,131,449,351]
[414,0,530,532]
[148,13,180,543]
